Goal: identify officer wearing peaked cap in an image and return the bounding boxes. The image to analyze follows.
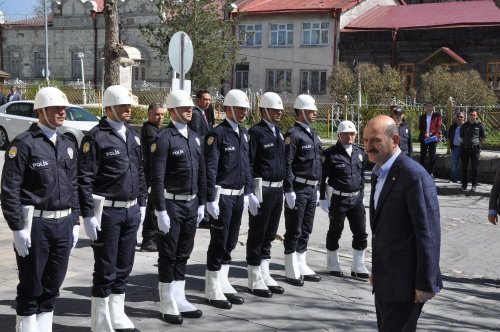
[389,105,413,157]
[1,87,80,332]
[204,89,257,309]
[283,94,323,286]
[78,85,147,332]
[246,92,286,298]
[319,120,369,280]
[150,90,206,324]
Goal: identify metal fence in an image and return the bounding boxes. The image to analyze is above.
[7,83,500,148]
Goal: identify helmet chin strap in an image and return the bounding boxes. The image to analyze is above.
[174,107,188,124]
[111,106,125,123]
[301,110,310,125]
[264,108,276,125]
[42,108,57,129]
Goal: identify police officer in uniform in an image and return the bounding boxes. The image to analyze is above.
[389,105,413,157]
[319,120,369,279]
[1,87,80,331]
[283,94,322,286]
[246,92,286,298]
[204,89,260,309]
[140,103,166,252]
[149,90,206,324]
[78,85,147,332]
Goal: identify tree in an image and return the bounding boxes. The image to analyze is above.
[418,66,496,106]
[31,0,51,16]
[103,0,121,87]
[141,0,240,91]
[328,62,403,105]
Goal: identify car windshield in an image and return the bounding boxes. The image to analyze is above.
[65,106,99,122]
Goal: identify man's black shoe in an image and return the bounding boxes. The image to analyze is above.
[140,239,157,252]
[302,274,321,282]
[224,293,244,304]
[286,277,304,286]
[198,220,211,229]
[267,285,285,294]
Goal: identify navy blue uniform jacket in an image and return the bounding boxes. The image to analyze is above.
[370,153,443,302]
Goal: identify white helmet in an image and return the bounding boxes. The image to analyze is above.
[223,89,250,109]
[34,87,70,110]
[260,92,284,110]
[103,85,134,107]
[166,90,194,109]
[337,120,357,134]
[293,94,317,111]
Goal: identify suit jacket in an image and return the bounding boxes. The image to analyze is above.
[489,167,500,214]
[418,112,442,143]
[7,92,22,102]
[370,153,443,302]
[188,106,212,140]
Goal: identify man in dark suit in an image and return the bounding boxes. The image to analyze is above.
[364,115,443,332]
[189,89,213,229]
[418,102,441,176]
[7,85,22,102]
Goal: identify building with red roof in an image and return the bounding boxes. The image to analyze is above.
[340,0,500,96]
[233,0,401,94]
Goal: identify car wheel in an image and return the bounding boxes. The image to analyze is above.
[0,126,9,150]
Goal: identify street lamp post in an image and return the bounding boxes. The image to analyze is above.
[78,52,87,105]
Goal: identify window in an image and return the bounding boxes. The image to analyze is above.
[133,66,146,86]
[303,22,329,45]
[235,64,249,89]
[300,70,327,94]
[270,23,293,46]
[34,52,46,78]
[266,69,292,93]
[6,102,36,118]
[238,24,262,47]
[398,63,415,96]
[9,52,21,78]
[72,52,83,80]
[487,62,500,90]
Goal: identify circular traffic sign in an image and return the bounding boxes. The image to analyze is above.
[168,31,193,74]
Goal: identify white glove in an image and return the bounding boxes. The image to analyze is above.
[197,205,205,225]
[207,201,219,219]
[244,195,249,210]
[72,225,80,250]
[13,229,31,257]
[319,199,330,213]
[83,216,100,241]
[316,191,320,204]
[156,210,171,234]
[247,193,260,216]
[140,206,146,227]
[285,192,296,209]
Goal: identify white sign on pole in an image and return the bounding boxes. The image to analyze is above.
[168,31,194,93]
[172,78,191,94]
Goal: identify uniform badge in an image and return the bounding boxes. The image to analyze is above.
[405,128,408,134]
[8,146,17,158]
[195,137,200,146]
[150,143,157,153]
[67,148,74,159]
[358,154,363,161]
[285,137,291,145]
[82,142,90,153]
[207,136,214,145]
[135,136,141,146]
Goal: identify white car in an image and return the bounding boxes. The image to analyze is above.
[0,101,99,149]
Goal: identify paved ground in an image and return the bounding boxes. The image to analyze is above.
[0,156,499,331]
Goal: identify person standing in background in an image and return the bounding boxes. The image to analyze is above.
[139,103,166,252]
[447,111,465,183]
[389,105,412,157]
[460,109,486,193]
[418,102,442,177]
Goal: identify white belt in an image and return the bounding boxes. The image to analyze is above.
[103,199,137,208]
[33,208,71,219]
[261,180,283,188]
[164,190,197,201]
[332,189,359,197]
[219,187,245,196]
[294,176,318,186]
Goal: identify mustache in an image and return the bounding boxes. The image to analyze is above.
[366,149,378,154]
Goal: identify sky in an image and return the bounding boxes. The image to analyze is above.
[0,0,39,19]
